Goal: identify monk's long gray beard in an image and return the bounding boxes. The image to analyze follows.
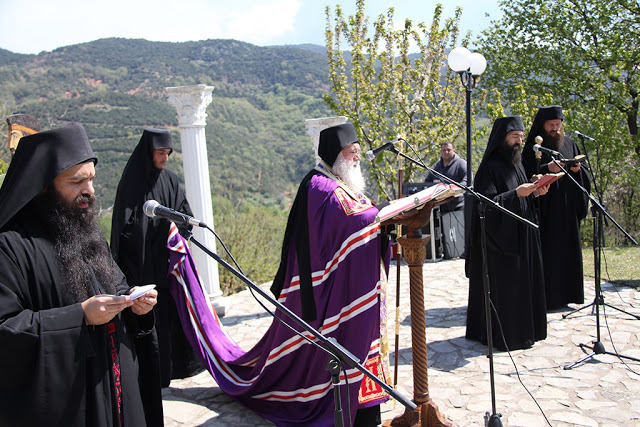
[46,192,118,302]
[333,155,366,194]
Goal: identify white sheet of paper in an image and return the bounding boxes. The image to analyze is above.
[130,284,156,300]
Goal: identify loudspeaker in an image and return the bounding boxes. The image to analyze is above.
[441,210,465,259]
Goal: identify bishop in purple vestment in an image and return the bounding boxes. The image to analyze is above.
[168,123,392,426]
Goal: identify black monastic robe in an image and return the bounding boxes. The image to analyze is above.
[523,136,590,309]
[111,129,199,387]
[465,116,547,351]
[0,206,154,426]
[0,122,162,426]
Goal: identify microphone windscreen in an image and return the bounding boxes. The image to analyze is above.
[534,135,543,144]
[143,200,159,217]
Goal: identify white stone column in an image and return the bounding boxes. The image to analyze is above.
[165,84,226,314]
[303,116,348,162]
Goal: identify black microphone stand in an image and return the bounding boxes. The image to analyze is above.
[327,356,345,427]
[551,151,639,320]
[386,145,539,427]
[544,154,640,369]
[178,227,417,425]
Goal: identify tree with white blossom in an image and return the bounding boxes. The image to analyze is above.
[324,0,485,199]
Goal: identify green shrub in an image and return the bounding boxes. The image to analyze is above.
[211,196,288,295]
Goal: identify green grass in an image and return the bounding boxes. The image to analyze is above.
[582,246,640,289]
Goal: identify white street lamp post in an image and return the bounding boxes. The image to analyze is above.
[447,47,501,427]
[447,46,486,189]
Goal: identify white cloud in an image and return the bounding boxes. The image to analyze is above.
[225,0,300,44]
[0,0,500,54]
[0,0,301,53]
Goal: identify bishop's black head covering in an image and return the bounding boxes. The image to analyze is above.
[0,122,97,230]
[525,105,564,147]
[110,128,173,259]
[478,116,525,172]
[318,123,359,166]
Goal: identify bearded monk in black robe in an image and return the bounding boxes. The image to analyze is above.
[465,116,549,351]
[0,123,161,426]
[522,106,591,310]
[111,128,202,387]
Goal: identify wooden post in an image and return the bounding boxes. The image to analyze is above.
[384,204,452,427]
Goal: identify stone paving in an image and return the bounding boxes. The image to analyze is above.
[163,258,640,426]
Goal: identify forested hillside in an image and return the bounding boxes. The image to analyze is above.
[0,38,333,210]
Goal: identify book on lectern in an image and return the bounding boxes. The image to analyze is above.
[375,182,460,223]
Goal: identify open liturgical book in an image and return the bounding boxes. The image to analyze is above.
[375,182,463,223]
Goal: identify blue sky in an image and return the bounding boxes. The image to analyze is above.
[0,0,502,54]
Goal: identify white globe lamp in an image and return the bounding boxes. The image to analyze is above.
[447,47,472,73]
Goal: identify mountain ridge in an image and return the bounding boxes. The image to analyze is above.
[0,38,333,209]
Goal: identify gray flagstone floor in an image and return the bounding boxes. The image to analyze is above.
[163,258,640,426]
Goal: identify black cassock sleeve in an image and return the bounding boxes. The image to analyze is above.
[475,163,531,257]
[0,231,91,426]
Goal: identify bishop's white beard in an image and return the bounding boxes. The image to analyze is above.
[332,154,366,194]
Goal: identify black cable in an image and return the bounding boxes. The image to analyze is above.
[205,224,244,275]
[204,224,336,355]
[401,137,428,169]
[489,299,553,426]
[596,247,639,372]
[599,248,637,309]
[205,224,294,331]
[342,364,352,426]
[601,304,640,375]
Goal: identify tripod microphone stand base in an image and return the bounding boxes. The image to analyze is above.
[564,340,640,370]
[484,412,503,427]
[562,295,640,321]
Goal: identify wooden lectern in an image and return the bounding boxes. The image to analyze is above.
[382,198,454,427]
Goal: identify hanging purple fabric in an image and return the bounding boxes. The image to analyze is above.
[166,174,390,426]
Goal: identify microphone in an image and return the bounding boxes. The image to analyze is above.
[533,136,543,159]
[533,143,561,157]
[143,200,207,228]
[573,131,596,141]
[365,139,401,161]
